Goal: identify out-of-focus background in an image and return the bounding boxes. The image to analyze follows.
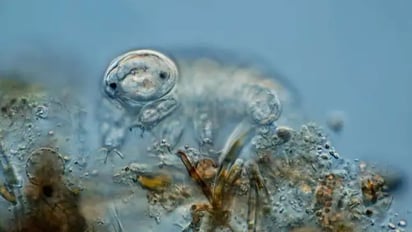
[1,0,411,221]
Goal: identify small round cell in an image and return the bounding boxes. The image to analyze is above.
[103,49,178,107]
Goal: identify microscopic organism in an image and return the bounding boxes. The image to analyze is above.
[0,49,408,232]
[98,49,284,163]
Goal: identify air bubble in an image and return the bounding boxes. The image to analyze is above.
[398,219,407,227]
[103,49,178,107]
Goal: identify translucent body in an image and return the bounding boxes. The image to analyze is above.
[103,50,178,107]
[243,84,282,125]
[0,52,404,232]
[100,50,285,155]
[136,96,179,130]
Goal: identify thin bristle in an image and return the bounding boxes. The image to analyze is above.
[247,181,258,232]
[222,163,243,209]
[218,122,252,175]
[247,162,266,232]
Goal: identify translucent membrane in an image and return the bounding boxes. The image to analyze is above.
[25,147,65,185]
[103,50,178,106]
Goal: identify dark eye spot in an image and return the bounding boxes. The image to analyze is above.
[109,83,117,90]
[42,185,54,197]
[365,209,373,217]
[159,71,169,79]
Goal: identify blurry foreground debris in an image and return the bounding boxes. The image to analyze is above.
[326,111,345,134]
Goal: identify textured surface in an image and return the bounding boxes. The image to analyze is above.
[0,51,408,231]
[0,1,410,230]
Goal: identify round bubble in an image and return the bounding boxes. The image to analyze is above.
[25,147,65,184]
[103,49,178,106]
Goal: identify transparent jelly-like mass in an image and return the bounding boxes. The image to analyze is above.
[0,51,406,232]
[99,50,288,157]
[103,49,178,107]
[243,84,282,125]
